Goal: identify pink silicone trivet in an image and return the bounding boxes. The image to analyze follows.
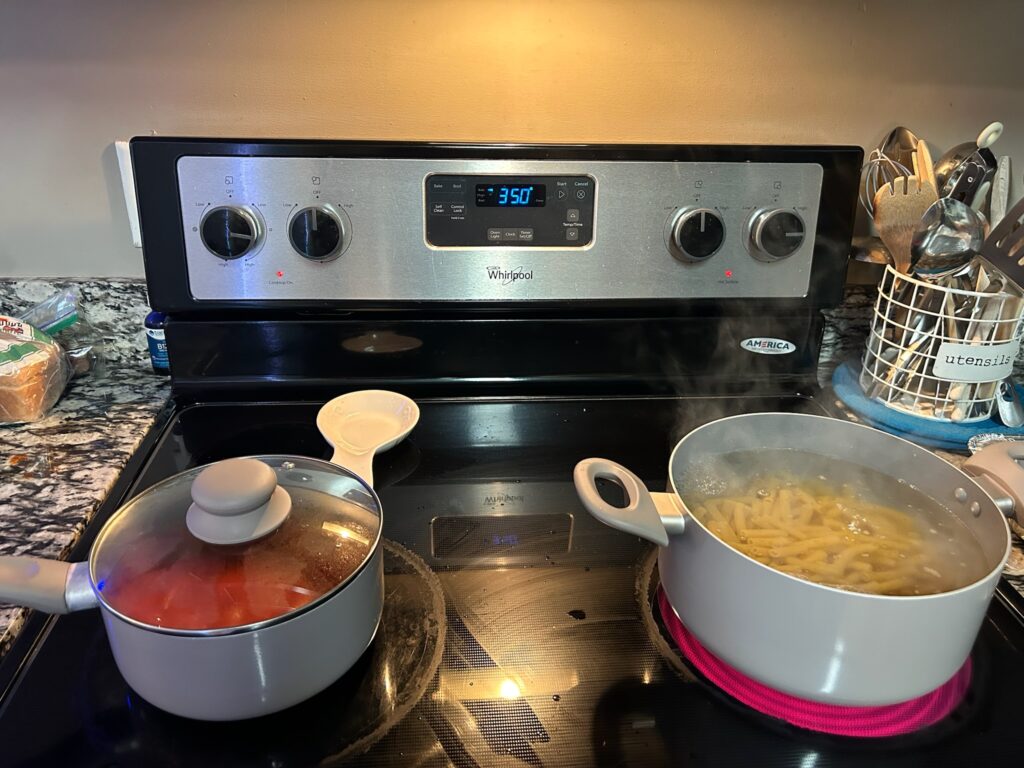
[657,587,970,738]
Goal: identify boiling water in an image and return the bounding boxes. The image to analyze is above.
[680,450,992,596]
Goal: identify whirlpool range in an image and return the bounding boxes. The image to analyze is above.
[2,140,1023,767]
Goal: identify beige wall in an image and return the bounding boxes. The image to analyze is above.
[1,0,1022,277]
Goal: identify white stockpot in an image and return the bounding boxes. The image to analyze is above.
[0,455,384,720]
[575,413,1021,706]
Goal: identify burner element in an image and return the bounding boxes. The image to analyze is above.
[656,588,971,738]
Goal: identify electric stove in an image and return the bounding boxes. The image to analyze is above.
[2,140,1022,765]
[2,396,1023,767]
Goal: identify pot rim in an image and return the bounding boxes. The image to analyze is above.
[88,454,384,637]
[665,412,1013,602]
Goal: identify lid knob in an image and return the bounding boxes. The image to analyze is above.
[186,458,292,545]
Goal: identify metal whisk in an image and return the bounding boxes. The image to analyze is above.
[860,127,919,217]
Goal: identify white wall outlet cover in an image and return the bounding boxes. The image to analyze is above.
[114,140,143,248]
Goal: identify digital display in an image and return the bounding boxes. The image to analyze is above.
[475,184,547,207]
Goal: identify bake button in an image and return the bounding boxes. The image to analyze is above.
[518,228,534,241]
[566,208,580,222]
[502,229,519,241]
[565,228,580,241]
[487,229,502,242]
[430,203,448,216]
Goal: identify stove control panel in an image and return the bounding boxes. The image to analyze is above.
[176,156,825,301]
[424,175,596,248]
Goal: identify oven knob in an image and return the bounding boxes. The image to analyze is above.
[200,206,263,260]
[289,205,347,262]
[746,209,805,262]
[667,208,725,263]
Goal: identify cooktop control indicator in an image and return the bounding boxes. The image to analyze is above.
[424,175,596,248]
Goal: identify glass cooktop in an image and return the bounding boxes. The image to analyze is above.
[1,396,1023,767]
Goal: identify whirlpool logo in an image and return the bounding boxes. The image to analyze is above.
[741,337,797,355]
[486,266,533,286]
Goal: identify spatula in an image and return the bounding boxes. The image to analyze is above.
[873,174,939,274]
[979,195,1024,292]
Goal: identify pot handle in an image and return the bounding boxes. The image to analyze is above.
[962,443,1024,524]
[573,458,685,546]
[0,558,97,614]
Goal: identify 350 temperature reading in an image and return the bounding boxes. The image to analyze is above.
[500,186,532,205]
[475,183,547,207]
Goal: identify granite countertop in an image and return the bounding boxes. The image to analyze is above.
[0,280,1021,666]
[0,279,170,656]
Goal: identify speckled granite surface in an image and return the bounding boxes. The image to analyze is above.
[0,279,170,655]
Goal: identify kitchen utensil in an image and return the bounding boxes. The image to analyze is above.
[914,139,938,194]
[859,126,918,216]
[979,195,1024,292]
[910,197,986,278]
[990,156,1012,226]
[882,126,919,174]
[851,235,891,265]
[316,390,420,488]
[935,122,1002,197]
[947,161,986,203]
[997,378,1024,428]
[874,175,939,274]
[971,180,992,214]
[947,294,1008,421]
[574,413,1018,706]
[0,390,419,720]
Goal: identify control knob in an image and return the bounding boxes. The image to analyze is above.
[746,209,805,262]
[289,205,347,262]
[200,206,263,260]
[666,208,725,263]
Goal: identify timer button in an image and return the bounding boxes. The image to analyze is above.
[289,205,349,262]
[667,208,725,263]
[747,209,805,261]
[200,206,263,260]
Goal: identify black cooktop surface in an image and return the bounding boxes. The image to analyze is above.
[2,396,1023,767]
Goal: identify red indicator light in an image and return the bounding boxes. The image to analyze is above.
[724,269,733,278]
[276,271,284,278]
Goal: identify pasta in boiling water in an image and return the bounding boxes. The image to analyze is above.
[683,451,990,596]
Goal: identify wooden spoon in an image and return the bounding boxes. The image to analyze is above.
[873,174,939,274]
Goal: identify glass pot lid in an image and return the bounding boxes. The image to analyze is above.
[90,456,381,634]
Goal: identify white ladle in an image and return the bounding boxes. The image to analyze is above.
[316,390,420,487]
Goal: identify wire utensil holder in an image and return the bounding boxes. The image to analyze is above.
[861,265,1024,422]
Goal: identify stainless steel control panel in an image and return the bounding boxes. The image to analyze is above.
[177,156,823,301]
